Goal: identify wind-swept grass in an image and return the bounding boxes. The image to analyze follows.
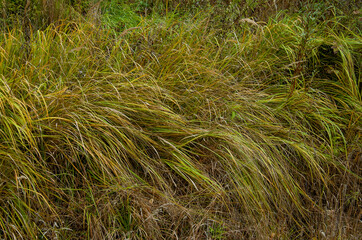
[0,3,361,239]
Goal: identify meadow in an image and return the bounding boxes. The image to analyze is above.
[0,0,361,239]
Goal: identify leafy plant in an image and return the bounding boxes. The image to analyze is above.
[101,0,141,31]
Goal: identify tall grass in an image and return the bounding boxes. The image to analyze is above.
[0,2,361,239]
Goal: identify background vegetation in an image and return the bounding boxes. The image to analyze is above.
[0,0,361,239]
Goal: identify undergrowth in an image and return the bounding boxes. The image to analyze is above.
[0,0,361,239]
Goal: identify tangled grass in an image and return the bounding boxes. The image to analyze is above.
[0,8,360,240]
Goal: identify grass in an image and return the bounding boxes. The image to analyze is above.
[0,1,361,239]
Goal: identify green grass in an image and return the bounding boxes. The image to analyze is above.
[0,1,361,239]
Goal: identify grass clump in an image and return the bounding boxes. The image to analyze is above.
[0,1,361,239]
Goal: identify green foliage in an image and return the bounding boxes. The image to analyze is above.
[208,221,225,239]
[1,0,40,29]
[101,0,141,31]
[69,0,93,14]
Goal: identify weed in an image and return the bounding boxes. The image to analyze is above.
[0,1,360,239]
